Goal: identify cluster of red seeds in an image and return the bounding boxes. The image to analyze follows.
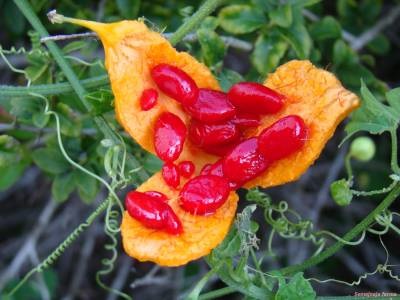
[126,63,309,235]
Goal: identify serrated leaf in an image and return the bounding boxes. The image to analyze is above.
[52,172,75,203]
[218,69,244,92]
[275,272,316,300]
[32,148,70,175]
[269,4,292,28]
[218,5,266,34]
[386,88,400,114]
[74,170,99,204]
[251,32,288,76]
[197,28,226,67]
[310,16,342,40]
[344,81,399,141]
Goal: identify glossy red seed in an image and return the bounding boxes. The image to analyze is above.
[227,82,284,114]
[222,138,269,183]
[202,159,242,190]
[179,175,230,215]
[162,162,180,188]
[154,112,187,162]
[258,115,308,161]
[232,112,261,129]
[184,89,236,123]
[189,120,240,147]
[178,161,195,178]
[144,191,169,202]
[151,64,198,106]
[140,88,158,111]
[201,141,240,157]
[125,191,182,235]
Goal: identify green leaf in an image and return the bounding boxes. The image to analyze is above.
[269,4,292,28]
[116,0,141,19]
[63,41,87,54]
[367,34,390,56]
[344,81,399,141]
[10,97,45,124]
[251,32,288,76]
[74,170,99,204]
[199,16,219,31]
[0,160,28,191]
[32,111,49,128]
[218,69,244,92]
[32,148,70,175]
[386,87,400,114]
[278,12,311,59]
[275,272,316,300]
[337,63,375,88]
[197,28,226,67]
[309,16,342,40]
[330,179,353,206]
[52,172,75,203]
[332,39,357,67]
[218,5,266,34]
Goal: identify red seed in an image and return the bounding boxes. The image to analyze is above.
[201,141,239,157]
[162,162,180,188]
[178,161,195,178]
[140,88,158,111]
[227,82,284,114]
[189,120,240,147]
[144,191,169,202]
[151,64,198,106]
[258,115,308,161]
[179,175,230,215]
[202,159,241,190]
[154,112,187,162]
[232,112,261,129]
[125,191,182,235]
[184,89,236,123]
[222,138,269,183]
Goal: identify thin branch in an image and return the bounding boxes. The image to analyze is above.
[40,32,97,42]
[39,32,253,52]
[350,5,400,51]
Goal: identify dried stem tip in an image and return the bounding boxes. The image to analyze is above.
[47,10,65,24]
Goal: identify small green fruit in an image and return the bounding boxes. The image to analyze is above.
[330,179,353,206]
[350,136,376,161]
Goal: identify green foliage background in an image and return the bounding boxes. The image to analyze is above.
[1,0,400,299]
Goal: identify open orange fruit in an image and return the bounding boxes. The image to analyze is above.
[63,18,359,266]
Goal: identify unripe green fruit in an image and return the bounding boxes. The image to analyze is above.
[350,136,376,161]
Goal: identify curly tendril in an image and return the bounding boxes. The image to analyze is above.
[97,202,132,300]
